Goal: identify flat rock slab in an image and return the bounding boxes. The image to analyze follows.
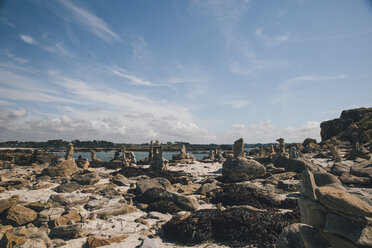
[315,186,372,217]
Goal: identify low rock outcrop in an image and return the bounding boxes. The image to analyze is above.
[320,107,372,143]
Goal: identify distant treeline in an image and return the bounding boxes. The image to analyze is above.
[0,139,274,151]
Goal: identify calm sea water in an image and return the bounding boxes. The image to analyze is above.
[57,151,207,162]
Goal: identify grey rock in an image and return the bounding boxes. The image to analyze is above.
[136,177,172,194]
[38,207,65,222]
[275,223,306,248]
[197,181,219,196]
[54,182,80,193]
[171,192,199,211]
[324,213,372,246]
[222,157,266,182]
[313,172,341,186]
[139,238,158,248]
[72,172,101,185]
[300,170,317,200]
[316,186,372,217]
[299,224,330,248]
[285,158,326,173]
[49,224,86,240]
[331,162,350,176]
[233,138,244,158]
[340,173,371,186]
[298,197,327,230]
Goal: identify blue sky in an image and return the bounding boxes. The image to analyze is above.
[0,0,371,143]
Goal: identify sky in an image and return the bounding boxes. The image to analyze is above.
[0,0,371,144]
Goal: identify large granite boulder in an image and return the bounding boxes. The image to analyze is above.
[222,157,266,182]
[320,107,372,143]
[136,178,172,195]
[42,159,79,178]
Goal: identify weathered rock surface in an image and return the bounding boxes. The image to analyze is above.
[222,157,266,182]
[315,186,372,217]
[7,205,37,226]
[72,172,101,185]
[275,223,306,248]
[136,177,172,194]
[324,212,372,246]
[320,107,372,143]
[42,159,79,178]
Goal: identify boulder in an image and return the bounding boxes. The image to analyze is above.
[38,207,65,222]
[313,172,341,186]
[284,158,325,173]
[350,161,372,179]
[0,226,52,248]
[7,205,37,226]
[299,225,330,248]
[54,182,80,193]
[93,204,137,220]
[331,162,350,176]
[49,224,86,240]
[315,186,372,217]
[275,223,306,248]
[72,172,101,185]
[197,181,219,196]
[136,178,172,195]
[324,213,372,246]
[42,159,79,178]
[171,192,198,211]
[320,107,372,143]
[85,234,129,248]
[139,238,159,248]
[53,209,81,227]
[340,173,371,186]
[298,197,327,230]
[0,195,20,213]
[300,170,317,200]
[222,157,266,182]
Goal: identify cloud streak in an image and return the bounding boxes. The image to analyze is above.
[60,0,120,42]
[19,35,36,44]
[273,74,348,105]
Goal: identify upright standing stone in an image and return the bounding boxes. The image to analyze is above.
[276,138,286,153]
[181,145,187,155]
[209,150,215,160]
[301,170,317,200]
[330,145,342,162]
[149,140,154,163]
[233,138,244,158]
[65,143,74,160]
[270,144,276,155]
[290,146,300,158]
[259,146,265,157]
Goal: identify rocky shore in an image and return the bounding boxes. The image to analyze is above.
[0,107,371,248]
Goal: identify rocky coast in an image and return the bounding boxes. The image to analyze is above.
[0,107,371,248]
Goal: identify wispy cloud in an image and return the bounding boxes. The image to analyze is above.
[273,74,348,105]
[255,27,290,47]
[19,35,36,44]
[110,66,164,87]
[60,0,120,42]
[43,42,72,57]
[0,17,15,28]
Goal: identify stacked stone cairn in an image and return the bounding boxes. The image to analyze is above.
[149,140,168,171]
[277,169,372,247]
[222,138,266,182]
[171,145,196,163]
[90,150,101,163]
